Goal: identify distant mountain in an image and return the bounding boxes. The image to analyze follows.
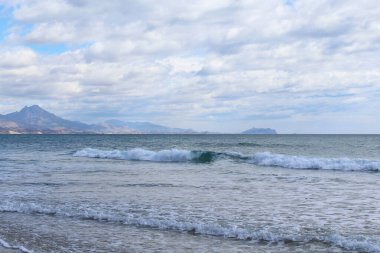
[0,106,278,135]
[103,120,195,134]
[0,105,196,134]
[0,105,97,133]
[241,127,277,134]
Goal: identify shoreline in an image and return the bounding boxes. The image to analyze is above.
[0,248,22,253]
[0,240,28,253]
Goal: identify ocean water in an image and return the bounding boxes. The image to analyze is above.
[1,134,380,253]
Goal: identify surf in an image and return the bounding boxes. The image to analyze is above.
[1,201,379,253]
[73,148,380,172]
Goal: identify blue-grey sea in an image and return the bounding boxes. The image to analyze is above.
[1,134,380,253]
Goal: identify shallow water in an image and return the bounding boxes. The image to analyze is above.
[1,134,380,252]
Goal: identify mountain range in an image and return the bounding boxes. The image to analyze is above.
[0,105,277,134]
[0,105,195,134]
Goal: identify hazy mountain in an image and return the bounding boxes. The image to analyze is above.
[0,105,196,134]
[97,121,138,134]
[104,120,195,134]
[0,105,96,133]
[0,117,19,129]
[1,106,278,134]
[241,127,277,134]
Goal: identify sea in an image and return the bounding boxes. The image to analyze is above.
[1,134,380,253]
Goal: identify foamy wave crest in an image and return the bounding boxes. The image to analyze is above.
[250,152,380,171]
[74,148,380,171]
[73,148,215,163]
[0,238,34,253]
[1,201,379,252]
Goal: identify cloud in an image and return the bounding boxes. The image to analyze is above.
[0,0,380,133]
[0,47,37,67]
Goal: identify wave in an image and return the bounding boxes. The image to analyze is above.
[73,148,241,163]
[74,148,192,162]
[1,201,379,253]
[73,148,380,171]
[195,142,305,148]
[249,152,380,172]
[0,238,33,253]
[237,142,302,148]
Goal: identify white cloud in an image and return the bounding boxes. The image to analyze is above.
[12,0,72,22]
[0,47,37,67]
[0,0,380,133]
[26,22,78,43]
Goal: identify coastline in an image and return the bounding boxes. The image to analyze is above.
[0,239,28,253]
[0,248,22,253]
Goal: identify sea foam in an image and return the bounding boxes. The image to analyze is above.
[73,148,380,171]
[249,152,380,171]
[1,201,379,253]
[73,148,220,163]
[0,238,34,253]
[74,148,194,162]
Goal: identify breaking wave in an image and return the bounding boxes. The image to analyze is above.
[73,148,218,163]
[73,148,380,171]
[249,152,380,172]
[1,201,379,253]
[0,238,33,253]
[73,148,189,161]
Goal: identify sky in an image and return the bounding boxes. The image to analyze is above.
[0,0,380,133]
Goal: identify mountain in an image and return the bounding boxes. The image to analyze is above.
[97,120,138,134]
[0,106,277,135]
[103,120,195,134]
[0,105,98,133]
[0,105,196,134]
[0,117,20,130]
[241,127,277,134]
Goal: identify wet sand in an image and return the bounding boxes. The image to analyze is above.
[0,248,21,253]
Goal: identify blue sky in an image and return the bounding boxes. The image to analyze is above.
[0,5,11,42]
[0,0,380,133]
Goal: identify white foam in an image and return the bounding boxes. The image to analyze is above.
[250,152,380,171]
[1,201,380,252]
[73,148,380,171]
[0,238,34,253]
[73,148,194,162]
[0,239,11,248]
[327,234,380,253]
